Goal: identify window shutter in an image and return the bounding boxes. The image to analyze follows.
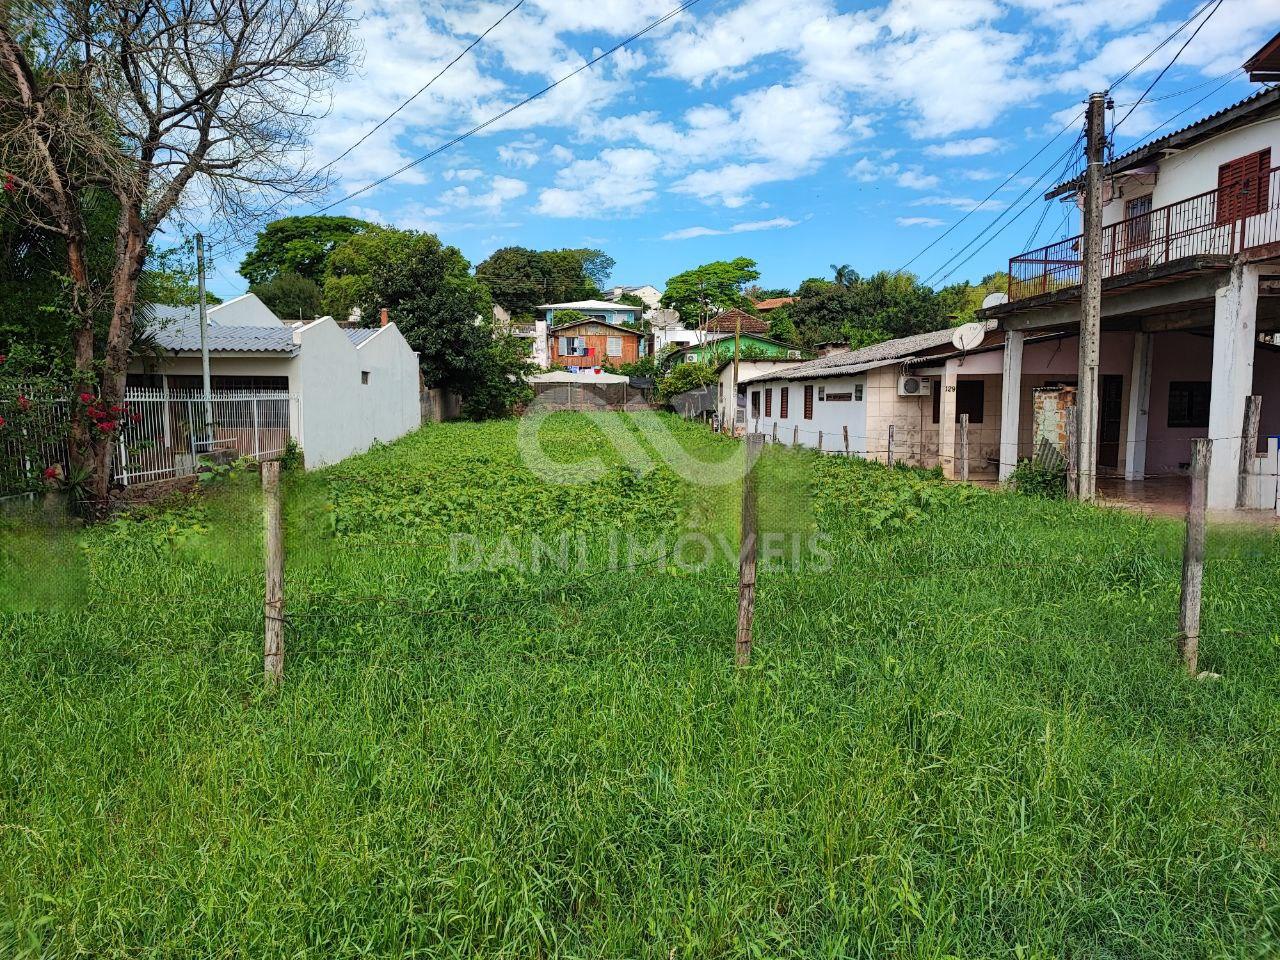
[558,336,568,355]
[764,388,772,417]
[803,385,814,420]
[751,391,761,418]
[1217,149,1272,225]
[780,387,789,419]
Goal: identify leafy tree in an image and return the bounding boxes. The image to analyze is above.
[320,228,390,319]
[830,264,856,288]
[789,270,947,349]
[239,216,374,287]
[938,271,1010,324]
[656,360,718,404]
[251,272,321,322]
[766,307,798,345]
[613,293,648,323]
[549,309,588,326]
[744,284,791,302]
[462,332,534,420]
[475,246,615,318]
[661,258,760,328]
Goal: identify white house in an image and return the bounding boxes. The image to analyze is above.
[715,356,806,431]
[979,33,1280,508]
[132,293,421,468]
[606,285,663,314]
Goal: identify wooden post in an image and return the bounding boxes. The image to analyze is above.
[958,413,970,482]
[263,461,285,684]
[1066,406,1079,499]
[887,424,895,467]
[1179,438,1211,676]
[1237,394,1262,509]
[772,421,778,443]
[817,430,823,452]
[736,434,762,667]
[793,424,799,447]
[843,424,850,454]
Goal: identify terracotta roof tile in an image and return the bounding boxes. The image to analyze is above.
[704,308,768,334]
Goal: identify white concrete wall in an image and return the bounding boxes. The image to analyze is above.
[743,374,870,453]
[353,325,422,449]
[720,359,806,427]
[208,293,286,327]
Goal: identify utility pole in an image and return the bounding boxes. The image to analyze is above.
[1076,92,1107,501]
[196,233,214,454]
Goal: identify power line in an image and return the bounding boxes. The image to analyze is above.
[1112,0,1226,133]
[1109,0,1219,89]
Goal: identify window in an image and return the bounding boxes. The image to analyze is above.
[764,388,772,417]
[1168,381,1211,428]
[780,386,789,419]
[854,383,864,401]
[803,384,814,420]
[607,336,622,357]
[818,386,826,401]
[1217,148,1271,225]
[361,371,370,385]
[751,390,761,418]
[1124,194,1153,246]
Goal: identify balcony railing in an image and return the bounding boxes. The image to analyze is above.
[1008,167,1280,302]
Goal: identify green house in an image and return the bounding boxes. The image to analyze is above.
[666,333,803,368]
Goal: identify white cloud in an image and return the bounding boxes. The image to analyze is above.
[535,148,661,217]
[442,175,528,211]
[912,195,1008,212]
[659,0,830,86]
[662,216,798,240]
[896,216,944,227]
[897,167,939,190]
[443,168,483,182]
[925,137,1004,158]
[498,136,545,169]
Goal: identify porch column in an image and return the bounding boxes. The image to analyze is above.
[1124,332,1153,481]
[1207,262,1260,509]
[938,360,959,478]
[998,330,1025,481]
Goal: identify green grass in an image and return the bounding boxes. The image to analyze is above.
[2,412,1279,958]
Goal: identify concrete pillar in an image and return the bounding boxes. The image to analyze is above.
[998,330,1025,481]
[1124,331,1153,481]
[938,360,959,478]
[1207,262,1260,509]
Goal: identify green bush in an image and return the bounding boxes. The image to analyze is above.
[1008,457,1067,498]
[655,361,717,404]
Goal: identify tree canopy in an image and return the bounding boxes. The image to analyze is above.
[239,216,375,287]
[789,269,948,348]
[251,272,322,323]
[938,271,1010,324]
[661,258,760,328]
[474,247,615,319]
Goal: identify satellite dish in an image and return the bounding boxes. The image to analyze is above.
[981,291,1009,310]
[952,322,986,352]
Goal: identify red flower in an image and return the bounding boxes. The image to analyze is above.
[129,412,142,423]
[43,465,59,480]
[0,415,5,428]
[0,355,6,363]
[2,174,14,193]
[17,395,30,411]
[79,392,94,404]
[108,404,123,414]
[97,420,116,433]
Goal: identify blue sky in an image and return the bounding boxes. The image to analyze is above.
[205,0,1280,300]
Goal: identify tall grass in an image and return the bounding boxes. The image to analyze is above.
[1,413,1278,958]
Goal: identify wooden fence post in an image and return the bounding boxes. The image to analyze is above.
[1237,394,1262,509]
[1179,438,1211,677]
[793,424,799,447]
[959,413,970,483]
[817,430,823,452]
[887,424,895,467]
[772,422,777,443]
[736,434,762,667]
[1065,406,1079,499]
[263,461,285,684]
[843,424,850,454]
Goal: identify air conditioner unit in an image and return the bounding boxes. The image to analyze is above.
[786,350,802,359]
[897,375,932,397]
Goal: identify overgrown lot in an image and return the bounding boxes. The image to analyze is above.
[2,413,1279,958]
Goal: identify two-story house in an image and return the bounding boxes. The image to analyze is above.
[974,33,1280,509]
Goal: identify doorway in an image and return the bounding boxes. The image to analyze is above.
[1098,374,1123,470]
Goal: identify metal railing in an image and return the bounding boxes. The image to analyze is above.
[1008,167,1280,302]
[114,388,293,486]
[1,387,294,495]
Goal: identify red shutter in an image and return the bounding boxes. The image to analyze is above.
[1217,149,1271,225]
[780,387,789,419]
[803,385,814,420]
[764,388,772,417]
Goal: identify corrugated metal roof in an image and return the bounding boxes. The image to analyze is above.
[1048,86,1280,197]
[536,299,638,311]
[345,328,381,347]
[743,322,995,384]
[146,308,298,354]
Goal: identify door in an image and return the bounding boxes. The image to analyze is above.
[1098,375,1123,470]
